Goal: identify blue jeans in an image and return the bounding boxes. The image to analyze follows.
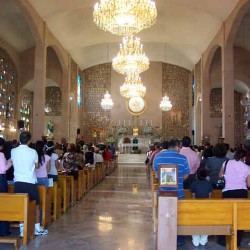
[37,177,49,188]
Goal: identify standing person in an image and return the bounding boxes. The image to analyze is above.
[110,143,116,159]
[35,141,50,188]
[45,141,59,182]
[217,149,250,247]
[180,136,200,188]
[190,167,213,246]
[206,143,227,188]
[0,138,12,236]
[153,139,189,246]
[11,132,48,236]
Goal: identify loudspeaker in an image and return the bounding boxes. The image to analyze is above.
[191,130,195,136]
[77,128,80,135]
[17,120,24,129]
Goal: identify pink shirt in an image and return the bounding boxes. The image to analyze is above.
[35,154,50,178]
[150,148,161,162]
[223,159,250,191]
[0,152,12,174]
[180,147,200,174]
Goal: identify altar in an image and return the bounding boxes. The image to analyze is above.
[118,136,151,154]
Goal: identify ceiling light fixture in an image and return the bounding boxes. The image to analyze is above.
[112,35,149,75]
[93,0,157,36]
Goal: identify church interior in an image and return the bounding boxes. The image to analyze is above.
[1,0,250,249]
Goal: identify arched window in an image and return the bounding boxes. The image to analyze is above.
[0,48,17,130]
[77,73,82,106]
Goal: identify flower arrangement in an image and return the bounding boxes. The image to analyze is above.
[117,126,127,135]
[143,125,153,135]
[106,136,116,144]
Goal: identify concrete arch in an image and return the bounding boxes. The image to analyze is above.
[46,44,68,73]
[16,0,43,45]
[226,0,250,47]
[203,44,221,82]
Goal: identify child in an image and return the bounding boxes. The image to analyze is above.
[190,167,213,247]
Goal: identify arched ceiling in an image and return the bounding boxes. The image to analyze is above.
[27,0,239,70]
[0,0,35,52]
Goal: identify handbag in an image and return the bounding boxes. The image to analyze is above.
[216,160,229,189]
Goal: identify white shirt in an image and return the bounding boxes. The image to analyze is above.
[11,145,38,184]
[48,153,59,175]
[94,152,103,163]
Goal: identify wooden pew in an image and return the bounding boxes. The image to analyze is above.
[8,184,51,228]
[57,177,70,213]
[0,193,36,246]
[38,186,51,227]
[48,182,62,221]
[77,170,84,200]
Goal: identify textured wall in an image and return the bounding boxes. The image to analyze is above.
[209,88,244,146]
[45,86,61,116]
[162,63,191,140]
[210,88,222,118]
[82,63,111,143]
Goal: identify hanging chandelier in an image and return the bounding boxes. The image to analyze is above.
[120,73,146,98]
[159,95,172,111]
[101,91,114,110]
[93,0,157,36]
[112,35,149,75]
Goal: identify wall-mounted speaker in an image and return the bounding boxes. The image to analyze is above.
[77,128,80,135]
[191,130,195,136]
[17,120,24,129]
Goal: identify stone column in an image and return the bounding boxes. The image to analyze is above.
[32,43,46,141]
[222,43,234,147]
[201,57,211,144]
[60,67,70,141]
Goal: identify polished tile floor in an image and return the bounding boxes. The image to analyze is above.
[1,157,250,249]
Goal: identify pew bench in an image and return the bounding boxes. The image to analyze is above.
[0,193,36,246]
[48,182,62,221]
[57,176,71,213]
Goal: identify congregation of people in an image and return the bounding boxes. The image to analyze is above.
[0,131,116,239]
[147,136,250,247]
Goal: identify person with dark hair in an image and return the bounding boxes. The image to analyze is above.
[225,143,234,160]
[153,139,189,246]
[35,141,50,188]
[0,138,12,236]
[243,139,250,166]
[190,167,213,246]
[149,144,161,164]
[206,143,227,188]
[199,147,214,168]
[217,149,250,247]
[11,131,48,236]
[45,141,59,182]
[180,136,200,188]
[62,143,79,179]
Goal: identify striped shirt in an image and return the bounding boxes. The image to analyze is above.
[153,150,190,198]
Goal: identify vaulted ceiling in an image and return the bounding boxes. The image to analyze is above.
[27,0,239,70]
[0,0,240,70]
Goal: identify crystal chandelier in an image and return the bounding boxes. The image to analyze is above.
[120,73,146,98]
[101,91,114,110]
[112,35,149,75]
[93,0,157,36]
[160,95,172,111]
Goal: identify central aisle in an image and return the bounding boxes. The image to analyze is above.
[27,164,154,250]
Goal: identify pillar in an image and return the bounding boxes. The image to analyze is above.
[222,43,234,147]
[32,43,46,141]
[201,56,211,143]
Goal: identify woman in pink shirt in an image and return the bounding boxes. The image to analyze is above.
[218,149,250,247]
[35,141,50,188]
[0,138,12,236]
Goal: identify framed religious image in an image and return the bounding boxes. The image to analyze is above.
[158,164,178,188]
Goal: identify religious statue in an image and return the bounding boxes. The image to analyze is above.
[47,120,54,138]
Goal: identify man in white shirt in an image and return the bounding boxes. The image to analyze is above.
[11,131,48,236]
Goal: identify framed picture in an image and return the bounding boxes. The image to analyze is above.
[158,164,178,188]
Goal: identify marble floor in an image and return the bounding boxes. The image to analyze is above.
[1,158,250,250]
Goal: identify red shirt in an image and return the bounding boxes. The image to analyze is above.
[103,150,112,161]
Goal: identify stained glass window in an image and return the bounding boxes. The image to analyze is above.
[0,48,17,130]
[77,74,82,106]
